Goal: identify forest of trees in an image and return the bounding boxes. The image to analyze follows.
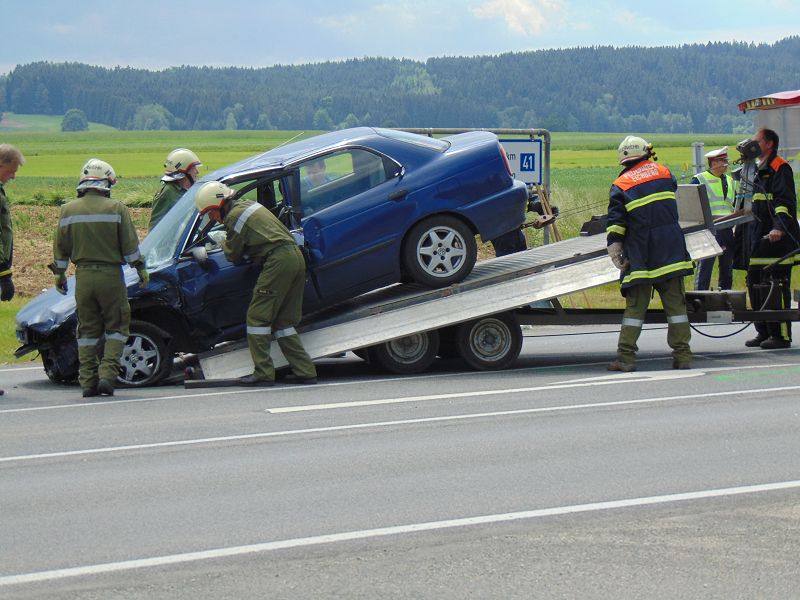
[2,37,798,133]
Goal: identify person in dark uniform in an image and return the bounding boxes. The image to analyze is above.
[743,128,800,349]
[0,144,25,304]
[0,144,25,397]
[53,159,148,397]
[606,136,694,372]
[194,181,317,386]
[148,148,202,230]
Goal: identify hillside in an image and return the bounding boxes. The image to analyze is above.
[1,38,799,133]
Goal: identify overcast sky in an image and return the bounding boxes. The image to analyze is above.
[2,0,797,74]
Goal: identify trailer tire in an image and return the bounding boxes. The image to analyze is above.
[455,312,522,371]
[403,216,477,287]
[368,330,440,374]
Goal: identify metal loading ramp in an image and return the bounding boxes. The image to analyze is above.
[192,225,720,383]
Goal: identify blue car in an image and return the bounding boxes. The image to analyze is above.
[16,127,528,386]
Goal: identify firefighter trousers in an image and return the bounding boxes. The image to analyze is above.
[246,245,316,382]
[747,264,793,342]
[75,265,130,390]
[616,277,692,365]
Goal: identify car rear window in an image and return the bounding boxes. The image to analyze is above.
[375,128,450,152]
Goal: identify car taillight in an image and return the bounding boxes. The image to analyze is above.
[498,143,513,177]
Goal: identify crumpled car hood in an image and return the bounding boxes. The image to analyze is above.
[16,267,143,334]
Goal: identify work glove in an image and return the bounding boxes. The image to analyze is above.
[53,273,68,295]
[137,266,149,288]
[607,242,630,271]
[0,274,14,301]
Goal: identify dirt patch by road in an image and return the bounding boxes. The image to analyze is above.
[9,206,150,298]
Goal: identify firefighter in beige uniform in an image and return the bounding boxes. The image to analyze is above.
[53,159,148,397]
[194,181,317,385]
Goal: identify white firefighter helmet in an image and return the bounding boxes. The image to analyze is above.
[77,158,117,192]
[617,136,651,165]
[164,148,202,181]
[195,181,234,215]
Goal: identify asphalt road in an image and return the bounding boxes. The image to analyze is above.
[1,322,799,599]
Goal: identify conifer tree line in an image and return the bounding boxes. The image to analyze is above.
[2,37,798,133]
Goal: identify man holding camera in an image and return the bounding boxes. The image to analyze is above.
[744,128,799,349]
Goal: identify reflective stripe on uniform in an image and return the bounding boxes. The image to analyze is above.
[606,224,626,236]
[748,255,800,266]
[622,260,694,285]
[274,327,298,338]
[53,259,69,269]
[667,314,689,324]
[247,325,272,336]
[775,206,790,216]
[59,214,122,227]
[105,332,128,342]
[234,203,262,234]
[124,250,141,263]
[77,337,100,347]
[621,318,644,328]
[625,190,675,212]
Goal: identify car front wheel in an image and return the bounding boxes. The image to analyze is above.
[117,320,173,387]
[403,216,477,287]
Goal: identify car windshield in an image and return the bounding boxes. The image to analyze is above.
[140,185,199,270]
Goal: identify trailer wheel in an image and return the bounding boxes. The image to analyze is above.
[455,312,522,371]
[403,216,477,287]
[116,320,173,387]
[368,330,440,374]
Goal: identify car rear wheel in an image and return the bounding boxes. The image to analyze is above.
[368,330,440,374]
[403,216,477,287]
[455,311,522,371]
[117,320,173,387]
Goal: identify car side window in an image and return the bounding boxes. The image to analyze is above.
[298,149,393,217]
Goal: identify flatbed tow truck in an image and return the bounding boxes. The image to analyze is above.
[186,184,736,387]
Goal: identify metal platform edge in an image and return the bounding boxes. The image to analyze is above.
[191,229,720,383]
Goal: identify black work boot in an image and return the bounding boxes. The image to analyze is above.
[760,337,791,350]
[236,374,275,387]
[97,379,115,396]
[745,334,767,348]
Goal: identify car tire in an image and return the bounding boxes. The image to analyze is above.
[455,311,522,371]
[367,330,440,374]
[403,216,477,288]
[117,320,173,387]
[42,345,79,384]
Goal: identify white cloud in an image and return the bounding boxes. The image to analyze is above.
[610,9,658,33]
[314,14,363,31]
[472,0,567,35]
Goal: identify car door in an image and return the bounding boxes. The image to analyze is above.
[175,210,257,340]
[294,149,406,303]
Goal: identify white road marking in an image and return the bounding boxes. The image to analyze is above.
[0,365,44,372]
[1,479,798,587]
[267,363,797,413]
[1,356,792,415]
[2,385,798,464]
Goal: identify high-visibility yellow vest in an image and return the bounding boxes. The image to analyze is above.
[694,171,735,216]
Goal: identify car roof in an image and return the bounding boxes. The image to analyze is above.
[203,127,387,182]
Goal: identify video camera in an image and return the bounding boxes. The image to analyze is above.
[735,138,761,163]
